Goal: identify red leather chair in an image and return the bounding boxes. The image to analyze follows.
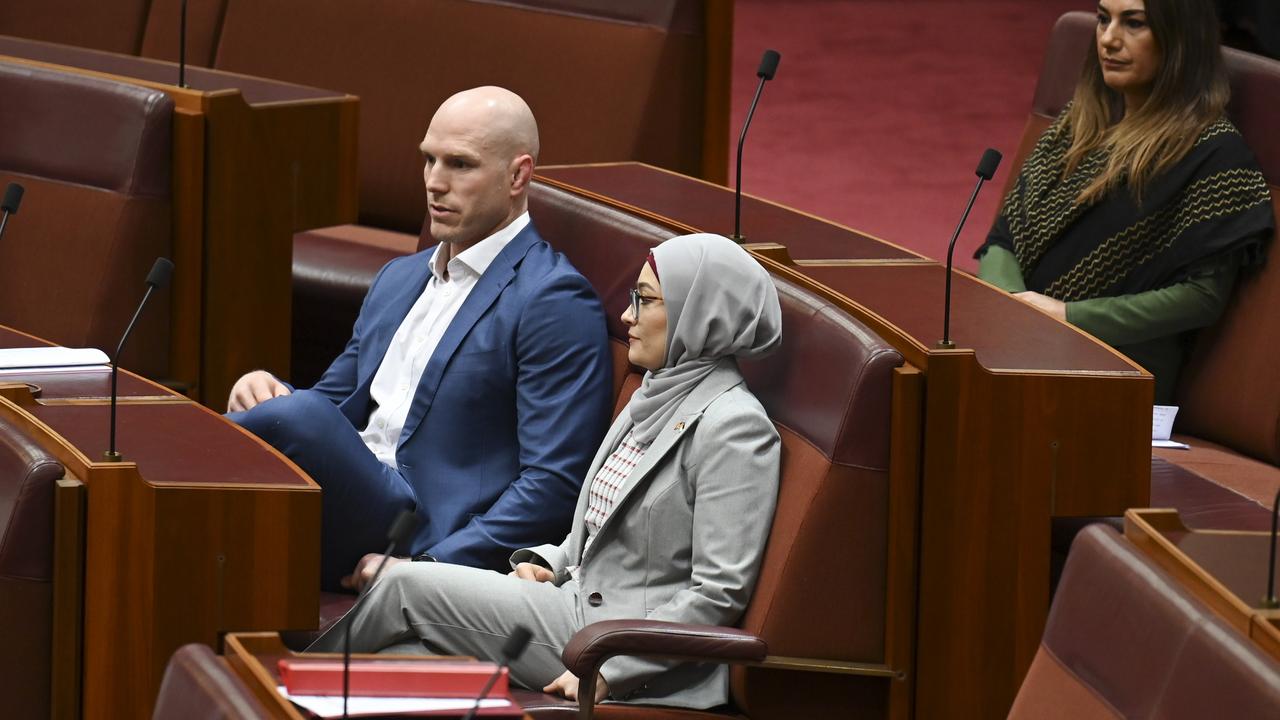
[153,643,271,720]
[0,60,173,382]
[1011,524,1280,718]
[0,415,67,718]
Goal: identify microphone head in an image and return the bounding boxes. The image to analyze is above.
[976,148,1002,181]
[146,257,174,289]
[502,626,533,662]
[2,183,23,214]
[386,508,420,550]
[756,50,781,80]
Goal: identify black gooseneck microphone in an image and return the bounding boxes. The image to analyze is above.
[731,49,781,243]
[178,0,188,88]
[1263,487,1279,609]
[460,626,533,720]
[0,182,24,244]
[104,258,173,462]
[342,508,420,719]
[938,148,1002,349]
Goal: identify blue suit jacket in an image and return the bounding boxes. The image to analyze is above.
[309,222,613,571]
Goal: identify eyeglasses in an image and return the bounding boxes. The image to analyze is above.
[629,288,663,319]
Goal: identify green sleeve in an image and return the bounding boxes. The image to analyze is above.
[976,245,1027,293]
[1064,255,1240,346]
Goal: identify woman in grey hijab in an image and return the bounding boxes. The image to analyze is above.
[314,233,783,711]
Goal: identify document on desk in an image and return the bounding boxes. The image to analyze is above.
[0,347,110,374]
[278,685,517,717]
[1151,405,1189,449]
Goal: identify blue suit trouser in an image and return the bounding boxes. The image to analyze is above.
[227,390,416,591]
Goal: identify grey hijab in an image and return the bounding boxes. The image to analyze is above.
[627,233,783,445]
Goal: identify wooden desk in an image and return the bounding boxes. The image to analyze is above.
[0,35,359,406]
[537,162,1153,720]
[223,632,535,719]
[0,325,320,719]
[1125,508,1280,660]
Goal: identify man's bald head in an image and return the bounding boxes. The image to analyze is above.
[418,87,540,252]
[431,86,539,164]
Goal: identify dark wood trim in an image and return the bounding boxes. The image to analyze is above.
[700,0,734,184]
[51,476,86,720]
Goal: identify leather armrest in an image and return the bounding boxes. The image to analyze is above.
[561,620,766,717]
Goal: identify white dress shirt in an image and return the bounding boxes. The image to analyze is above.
[359,212,530,467]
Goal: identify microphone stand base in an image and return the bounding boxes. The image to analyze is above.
[935,340,956,349]
[1262,597,1280,609]
[102,450,123,462]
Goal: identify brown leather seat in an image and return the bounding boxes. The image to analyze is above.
[1009,11,1280,516]
[152,643,271,720]
[0,60,173,381]
[291,225,421,386]
[0,415,66,718]
[1010,524,1280,718]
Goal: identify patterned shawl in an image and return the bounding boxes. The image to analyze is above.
[980,108,1273,301]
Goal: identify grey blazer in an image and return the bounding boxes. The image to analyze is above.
[512,363,780,709]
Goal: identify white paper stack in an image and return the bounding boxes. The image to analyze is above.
[1151,405,1189,449]
[278,685,514,718]
[0,347,111,375]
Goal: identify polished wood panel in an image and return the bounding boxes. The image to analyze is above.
[1125,509,1280,660]
[700,0,734,185]
[224,633,307,720]
[540,162,921,260]
[52,477,85,720]
[913,353,1149,717]
[535,162,1154,720]
[0,324,319,719]
[798,263,1137,373]
[169,106,205,394]
[886,366,924,720]
[0,36,358,405]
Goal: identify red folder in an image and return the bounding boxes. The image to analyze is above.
[279,658,508,698]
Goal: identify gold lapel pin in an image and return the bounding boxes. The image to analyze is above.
[674,421,685,432]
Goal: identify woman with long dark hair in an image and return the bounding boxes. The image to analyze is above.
[978,0,1273,403]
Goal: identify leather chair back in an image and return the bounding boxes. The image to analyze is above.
[529,180,905,718]
[1176,46,1280,465]
[152,643,270,719]
[1006,12,1280,465]
[0,0,153,55]
[0,61,173,380]
[731,287,900,718]
[0,415,66,718]
[530,181,677,405]
[1010,524,1280,718]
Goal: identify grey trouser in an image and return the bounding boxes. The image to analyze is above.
[308,561,584,690]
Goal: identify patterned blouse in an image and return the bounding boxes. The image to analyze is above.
[568,429,648,580]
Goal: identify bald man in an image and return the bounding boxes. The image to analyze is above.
[226,87,613,590]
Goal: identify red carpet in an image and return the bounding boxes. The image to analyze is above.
[730,0,1084,269]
